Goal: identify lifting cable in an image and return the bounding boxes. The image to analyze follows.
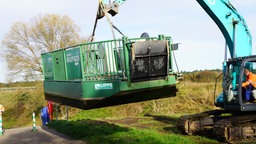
[90,0,102,42]
[90,15,98,42]
[90,0,125,42]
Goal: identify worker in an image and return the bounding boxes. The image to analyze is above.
[47,101,53,121]
[41,106,49,125]
[0,104,5,132]
[0,104,4,116]
[242,69,256,101]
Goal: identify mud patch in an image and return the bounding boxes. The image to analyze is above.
[103,114,180,134]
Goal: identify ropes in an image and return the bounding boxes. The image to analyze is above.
[90,0,102,42]
[90,13,98,42]
[102,2,117,42]
[90,0,125,42]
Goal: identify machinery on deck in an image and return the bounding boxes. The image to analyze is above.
[178,0,256,143]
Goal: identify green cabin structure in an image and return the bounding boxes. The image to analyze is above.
[41,35,178,109]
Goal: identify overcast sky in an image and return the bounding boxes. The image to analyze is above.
[0,0,256,83]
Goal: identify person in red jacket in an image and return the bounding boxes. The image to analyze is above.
[47,101,53,121]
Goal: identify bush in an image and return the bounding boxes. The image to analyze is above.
[183,70,222,82]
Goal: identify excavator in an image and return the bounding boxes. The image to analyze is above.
[178,0,256,143]
[42,0,256,142]
[100,0,256,142]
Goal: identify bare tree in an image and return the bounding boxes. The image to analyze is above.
[2,14,83,81]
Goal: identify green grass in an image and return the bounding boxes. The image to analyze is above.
[48,119,218,144]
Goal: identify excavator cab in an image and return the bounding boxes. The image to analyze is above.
[222,56,256,111]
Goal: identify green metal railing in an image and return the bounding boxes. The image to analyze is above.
[80,36,167,81]
[80,39,124,80]
[79,36,172,81]
[42,35,173,82]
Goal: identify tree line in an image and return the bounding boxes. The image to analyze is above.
[182,69,222,82]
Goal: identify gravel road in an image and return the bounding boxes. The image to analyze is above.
[0,126,86,144]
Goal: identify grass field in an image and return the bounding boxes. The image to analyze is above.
[48,117,219,144]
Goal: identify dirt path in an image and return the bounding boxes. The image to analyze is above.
[0,126,86,144]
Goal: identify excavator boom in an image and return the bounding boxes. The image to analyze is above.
[197,0,252,58]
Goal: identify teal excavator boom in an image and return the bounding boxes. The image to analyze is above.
[197,0,252,58]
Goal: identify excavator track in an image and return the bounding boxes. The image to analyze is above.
[177,110,223,135]
[214,113,256,143]
[178,110,256,143]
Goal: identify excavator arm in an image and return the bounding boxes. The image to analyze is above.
[197,0,252,58]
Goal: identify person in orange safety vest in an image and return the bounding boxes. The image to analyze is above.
[242,69,256,100]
